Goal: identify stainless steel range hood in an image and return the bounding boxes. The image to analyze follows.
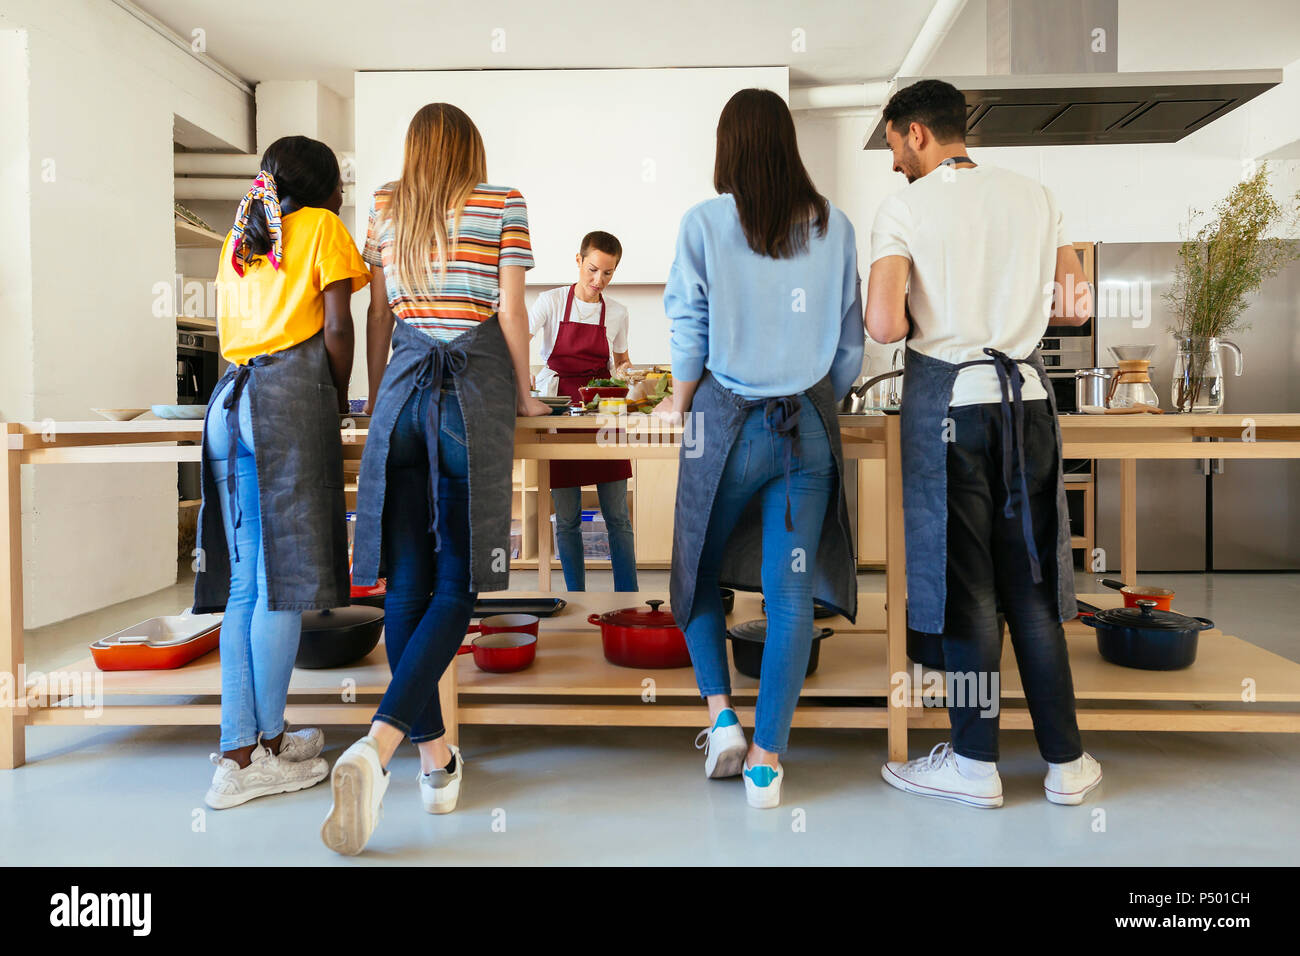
[864,69,1281,148]
[864,0,1281,148]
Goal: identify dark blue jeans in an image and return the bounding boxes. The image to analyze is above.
[373,386,476,743]
[941,400,1083,763]
[683,395,834,754]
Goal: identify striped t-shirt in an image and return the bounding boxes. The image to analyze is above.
[363,182,534,340]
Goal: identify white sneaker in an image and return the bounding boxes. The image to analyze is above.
[1044,753,1102,805]
[694,708,747,779]
[204,745,329,810]
[742,761,784,809]
[419,745,463,814]
[274,725,324,762]
[321,736,390,855]
[881,742,1004,809]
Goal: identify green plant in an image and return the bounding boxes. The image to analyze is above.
[1164,163,1300,410]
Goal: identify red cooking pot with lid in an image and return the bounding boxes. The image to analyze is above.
[588,599,692,669]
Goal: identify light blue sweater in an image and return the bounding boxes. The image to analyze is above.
[665,193,864,400]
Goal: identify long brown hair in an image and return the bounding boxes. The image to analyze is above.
[713,88,828,259]
[386,103,488,294]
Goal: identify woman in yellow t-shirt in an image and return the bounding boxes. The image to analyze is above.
[193,136,369,810]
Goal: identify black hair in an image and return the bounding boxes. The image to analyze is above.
[881,79,968,144]
[237,135,340,260]
[714,88,827,259]
[579,230,622,261]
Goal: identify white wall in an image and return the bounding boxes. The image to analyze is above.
[0,0,253,627]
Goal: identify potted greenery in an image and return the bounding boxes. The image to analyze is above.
[1165,163,1300,412]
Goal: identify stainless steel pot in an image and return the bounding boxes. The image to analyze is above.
[1075,367,1116,410]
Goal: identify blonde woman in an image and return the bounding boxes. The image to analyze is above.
[322,104,549,855]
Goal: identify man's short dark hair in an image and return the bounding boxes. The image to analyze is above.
[881,79,968,144]
[580,230,622,261]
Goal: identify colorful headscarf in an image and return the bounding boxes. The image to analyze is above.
[229,170,283,276]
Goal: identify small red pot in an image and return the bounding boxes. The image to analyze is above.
[460,631,537,673]
[587,599,691,669]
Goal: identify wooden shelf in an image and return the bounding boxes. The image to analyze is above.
[174,219,225,249]
[176,315,217,331]
[38,594,1300,719]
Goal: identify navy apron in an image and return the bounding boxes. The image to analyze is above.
[193,330,350,613]
[351,316,517,593]
[900,345,1076,634]
[669,372,858,625]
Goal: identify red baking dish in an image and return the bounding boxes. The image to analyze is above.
[90,614,223,671]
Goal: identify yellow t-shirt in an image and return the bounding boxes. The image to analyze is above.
[216,207,370,365]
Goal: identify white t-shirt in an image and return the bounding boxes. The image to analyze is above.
[529,286,630,396]
[870,164,1068,406]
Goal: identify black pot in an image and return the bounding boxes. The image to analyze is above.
[906,613,1006,669]
[295,605,385,669]
[719,588,735,615]
[728,620,833,679]
[1079,599,1212,671]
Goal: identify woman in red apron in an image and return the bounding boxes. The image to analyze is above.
[546,284,638,591]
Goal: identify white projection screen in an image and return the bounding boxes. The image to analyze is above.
[354,68,790,285]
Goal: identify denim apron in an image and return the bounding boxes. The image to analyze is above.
[901,346,1076,634]
[668,372,858,625]
[351,315,516,593]
[193,330,350,613]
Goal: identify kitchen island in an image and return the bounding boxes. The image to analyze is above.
[5,413,1300,769]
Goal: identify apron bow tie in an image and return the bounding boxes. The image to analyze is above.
[412,341,471,550]
[982,347,1042,584]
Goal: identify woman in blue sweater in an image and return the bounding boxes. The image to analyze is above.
[658,89,864,808]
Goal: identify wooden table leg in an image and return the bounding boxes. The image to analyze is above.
[1120,458,1137,585]
[1,425,25,768]
[439,658,458,749]
[883,417,908,763]
[536,458,552,592]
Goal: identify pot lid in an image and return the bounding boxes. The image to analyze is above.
[597,599,678,628]
[1092,601,1204,631]
[302,606,384,632]
[728,619,833,643]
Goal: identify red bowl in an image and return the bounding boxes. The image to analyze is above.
[468,631,537,673]
[578,385,629,404]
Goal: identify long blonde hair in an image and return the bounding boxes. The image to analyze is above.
[387,103,487,295]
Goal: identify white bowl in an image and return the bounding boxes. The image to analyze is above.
[92,408,148,421]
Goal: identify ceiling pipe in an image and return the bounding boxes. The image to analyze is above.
[790,0,968,111]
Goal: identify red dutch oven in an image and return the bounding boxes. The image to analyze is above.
[588,599,692,669]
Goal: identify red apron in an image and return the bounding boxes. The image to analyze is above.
[547,285,633,489]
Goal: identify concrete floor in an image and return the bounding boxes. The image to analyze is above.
[5,567,1299,865]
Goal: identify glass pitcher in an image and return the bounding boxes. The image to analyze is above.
[1170,336,1243,413]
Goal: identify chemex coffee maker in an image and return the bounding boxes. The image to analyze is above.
[1106,345,1161,413]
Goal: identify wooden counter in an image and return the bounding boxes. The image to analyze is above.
[5,412,1300,768]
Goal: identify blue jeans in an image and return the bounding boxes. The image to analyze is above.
[683,395,834,754]
[373,386,476,742]
[552,482,637,591]
[205,377,302,751]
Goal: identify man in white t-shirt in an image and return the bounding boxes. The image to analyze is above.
[527,232,637,593]
[864,79,1102,810]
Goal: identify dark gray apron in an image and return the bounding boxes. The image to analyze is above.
[669,372,858,625]
[900,346,1076,634]
[193,330,350,613]
[351,316,516,593]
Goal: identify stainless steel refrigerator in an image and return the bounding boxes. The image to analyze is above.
[1094,243,1300,572]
